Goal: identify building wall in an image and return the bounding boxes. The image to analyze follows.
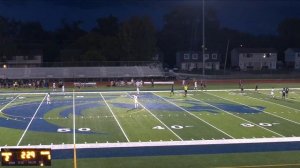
[295,53,300,69]
[230,50,239,67]
[285,49,296,62]
[284,49,300,69]
[176,51,220,71]
[239,53,277,70]
[1,55,43,67]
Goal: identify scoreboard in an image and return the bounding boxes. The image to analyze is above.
[1,148,51,166]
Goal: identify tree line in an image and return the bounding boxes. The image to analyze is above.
[0,5,300,67]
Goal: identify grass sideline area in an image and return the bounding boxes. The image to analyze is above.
[40,151,300,168]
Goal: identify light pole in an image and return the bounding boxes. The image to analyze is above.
[3,64,7,79]
[261,54,266,70]
[3,64,7,87]
[223,40,230,74]
[202,0,205,77]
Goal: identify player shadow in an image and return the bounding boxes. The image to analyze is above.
[126,107,144,113]
[126,108,138,112]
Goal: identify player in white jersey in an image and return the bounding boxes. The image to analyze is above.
[53,82,56,91]
[270,88,275,98]
[133,95,138,108]
[194,81,198,90]
[46,93,51,104]
[62,85,65,93]
[136,81,141,95]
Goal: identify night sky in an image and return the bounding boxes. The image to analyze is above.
[0,0,300,35]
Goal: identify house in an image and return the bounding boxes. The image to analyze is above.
[231,48,277,71]
[284,48,300,69]
[0,49,43,68]
[176,51,221,71]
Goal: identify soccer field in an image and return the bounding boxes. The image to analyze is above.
[0,88,300,167]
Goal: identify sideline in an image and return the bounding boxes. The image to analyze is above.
[2,137,300,150]
[0,88,300,95]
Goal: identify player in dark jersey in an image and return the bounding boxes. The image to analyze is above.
[282,88,286,100]
[285,87,289,98]
[170,84,174,96]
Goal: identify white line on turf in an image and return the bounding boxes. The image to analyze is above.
[3,137,300,149]
[126,92,183,141]
[17,94,47,146]
[189,95,285,137]
[0,95,20,114]
[222,91,300,125]
[1,88,300,96]
[100,92,130,142]
[152,93,235,139]
[253,91,300,111]
[73,91,76,148]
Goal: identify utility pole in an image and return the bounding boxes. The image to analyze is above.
[224,39,230,74]
[202,0,205,77]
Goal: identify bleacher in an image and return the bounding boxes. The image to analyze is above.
[0,66,164,79]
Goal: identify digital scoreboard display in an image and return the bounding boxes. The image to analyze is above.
[1,148,51,166]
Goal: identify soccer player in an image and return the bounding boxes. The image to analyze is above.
[194,80,198,90]
[200,80,204,91]
[240,84,244,93]
[62,84,65,93]
[285,87,289,98]
[133,95,138,109]
[282,88,286,100]
[184,84,188,97]
[255,84,258,92]
[13,81,18,90]
[53,82,56,92]
[270,87,275,98]
[151,79,154,87]
[46,93,51,104]
[136,81,140,95]
[170,84,174,96]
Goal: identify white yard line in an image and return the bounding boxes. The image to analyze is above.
[286,97,300,103]
[222,91,300,125]
[254,91,300,109]
[99,92,130,142]
[292,90,300,95]
[189,94,285,137]
[17,94,47,146]
[1,88,300,96]
[73,91,76,146]
[152,93,234,139]
[126,92,183,141]
[0,95,20,113]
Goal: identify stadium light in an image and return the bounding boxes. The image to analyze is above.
[3,64,7,80]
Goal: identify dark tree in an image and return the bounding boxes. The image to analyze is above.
[93,15,119,36]
[158,5,220,66]
[278,18,300,48]
[119,16,157,61]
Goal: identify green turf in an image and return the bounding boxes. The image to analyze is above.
[30,151,300,168]
[0,83,300,167]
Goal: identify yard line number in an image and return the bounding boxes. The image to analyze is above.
[57,128,91,133]
[153,125,193,130]
[241,123,279,128]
